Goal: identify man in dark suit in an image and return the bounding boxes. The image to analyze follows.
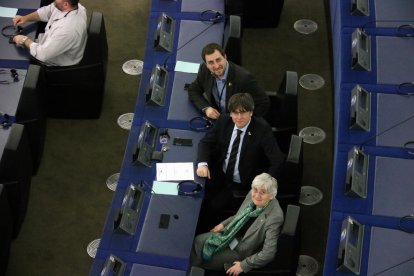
[188,43,270,119]
[196,93,284,231]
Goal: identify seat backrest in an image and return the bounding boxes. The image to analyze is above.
[281,204,300,236]
[223,15,242,65]
[81,11,108,66]
[246,205,301,275]
[265,71,298,129]
[276,135,303,207]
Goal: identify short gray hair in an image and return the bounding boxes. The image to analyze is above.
[251,173,278,198]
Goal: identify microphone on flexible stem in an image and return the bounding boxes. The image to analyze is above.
[162,10,224,71]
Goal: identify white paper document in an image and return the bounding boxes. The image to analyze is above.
[174,61,200,74]
[152,181,178,195]
[0,7,18,18]
[156,162,194,181]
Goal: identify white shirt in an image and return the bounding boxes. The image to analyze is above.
[223,120,251,183]
[30,3,87,66]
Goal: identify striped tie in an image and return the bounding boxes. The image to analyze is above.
[226,129,243,182]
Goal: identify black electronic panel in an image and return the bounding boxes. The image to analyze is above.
[113,184,144,235]
[350,85,371,131]
[337,216,364,274]
[351,28,371,71]
[154,13,175,52]
[345,147,368,198]
[132,120,162,167]
[101,254,126,276]
[351,0,370,16]
[146,65,168,106]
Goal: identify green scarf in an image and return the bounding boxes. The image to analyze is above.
[202,201,267,261]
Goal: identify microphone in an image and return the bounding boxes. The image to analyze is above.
[162,10,225,70]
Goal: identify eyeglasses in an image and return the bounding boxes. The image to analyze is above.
[252,187,268,196]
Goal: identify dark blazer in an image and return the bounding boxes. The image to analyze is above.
[188,61,270,117]
[197,115,285,185]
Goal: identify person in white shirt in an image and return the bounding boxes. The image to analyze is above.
[13,0,87,66]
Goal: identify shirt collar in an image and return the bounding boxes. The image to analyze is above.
[233,118,251,133]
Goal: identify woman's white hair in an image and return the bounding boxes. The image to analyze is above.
[251,172,278,198]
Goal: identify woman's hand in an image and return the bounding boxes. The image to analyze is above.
[211,223,224,233]
[226,262,244,276]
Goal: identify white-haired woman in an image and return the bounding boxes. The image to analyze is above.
[191,173,284,276]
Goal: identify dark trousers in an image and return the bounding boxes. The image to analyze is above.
[196,169,249,234]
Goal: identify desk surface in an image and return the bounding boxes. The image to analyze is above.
[0,18,37,68]
[373,157,414,217]
[176,19,223,64]
[98,127,205,271]
[1,0,40,9]
[168,71,199,121]
[0,68,27,116]
[375,0,414,27]
[376,93,414,148]
[376,37,414,84]
[368,226,414,275]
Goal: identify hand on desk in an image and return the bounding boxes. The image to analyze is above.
[205,107,221,120]
[13,15,27,26]
[196,165,211,179]
[13,35,30,48]
[226,261,244,276]
[210,223,224,233]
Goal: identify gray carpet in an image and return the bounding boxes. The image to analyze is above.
[6,0,332,275]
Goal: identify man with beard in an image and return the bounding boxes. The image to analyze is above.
[188,43,270,120]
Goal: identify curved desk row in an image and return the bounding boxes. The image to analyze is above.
[326,0,414,275]
[91,3,231,276]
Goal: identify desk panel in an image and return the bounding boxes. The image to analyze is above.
[373,157,414,217]
[0,68,26,116]
[181,0,223,13]
[150,0,224,13]
[339,28,414,85]
[376,93,414,148]
[90,250,188,276]
[325,211,414,276]
[332,144,414,215]
[98,129,205,271]
[176,19,223,64]
[2,0,40,9]
[374,0,414,27]
[368,227,414,276]
[150,0,181,13]
[376,36,414,84]
[167,71,200,121]
[0,18,37,69]
[334,0,414,29]
[119,127,204,181]
[335,84,414,147]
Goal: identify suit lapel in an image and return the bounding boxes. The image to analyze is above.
[225,62,235,106]
[242,200,275,240]
[239,118,255,161]
[205,76,215,106]
[224,118,234,150]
